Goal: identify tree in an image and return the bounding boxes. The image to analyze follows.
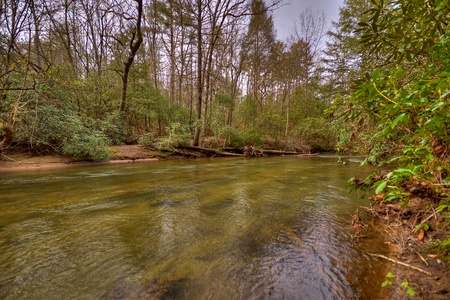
[323,0,372,96]
[119,0,143,113]
[356,0,450,168]
[322,0,376,153]
[241,0,277,103]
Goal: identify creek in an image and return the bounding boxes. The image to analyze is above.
[0,156,391,299]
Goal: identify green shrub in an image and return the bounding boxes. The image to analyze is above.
[58,115,111,161]
[295,116,336,151]
[242,126,264,147]
[15,103,71,153]
[62,129,110,161]
[216,125,244,147]
[157,123,191,151]
[138,133,155,149]
[94,113,126,145]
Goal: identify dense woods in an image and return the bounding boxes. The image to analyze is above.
[0,0,334,159]
[1,0,449,173]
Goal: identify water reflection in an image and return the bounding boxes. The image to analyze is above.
[0,157,389,299]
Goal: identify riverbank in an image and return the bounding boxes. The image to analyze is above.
[354,200,450,299]
[0,145,160,172]
[0,144,314,172]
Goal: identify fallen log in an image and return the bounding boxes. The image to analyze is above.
[222,147,306,156]
[180,145,244,157]
[175,145,315,158]
[260,149,302,155]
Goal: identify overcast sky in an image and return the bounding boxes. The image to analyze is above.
[272,0,345,40]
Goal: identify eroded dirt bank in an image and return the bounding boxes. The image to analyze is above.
[353,201,450,299]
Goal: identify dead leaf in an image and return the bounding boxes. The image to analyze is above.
[418,229,425,242]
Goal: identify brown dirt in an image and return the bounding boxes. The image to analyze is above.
[0,145,159,172]
[354,199,450,299]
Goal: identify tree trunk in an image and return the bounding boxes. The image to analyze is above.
[119,0,143,113]
[193,0,203,146]
[0,124,14,151]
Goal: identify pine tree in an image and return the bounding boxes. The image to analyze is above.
[241,0,277,103]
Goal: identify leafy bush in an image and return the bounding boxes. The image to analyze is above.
[216,125,244,147]
[242,126,264,147]
[295,117,336,151]
[138,133,155,149]
[15,103,71,153]
[62,129,111,161]
[59,115,110,161]
[157,122,191,151]
[94,113,126,145]
[259,111,285,139]
[13,98,111,160]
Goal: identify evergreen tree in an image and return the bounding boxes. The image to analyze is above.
[323,0,372,96]
[241,0,277,103]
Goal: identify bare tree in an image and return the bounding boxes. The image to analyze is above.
[291,8,327,61]
[119,0,143,113]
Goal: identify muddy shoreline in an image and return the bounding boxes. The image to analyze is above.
[354,206,450,299]
[0,145,163,173]
[0,156,160,172]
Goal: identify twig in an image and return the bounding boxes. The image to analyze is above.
[367,252,432,276]
[1,154,18,162]
[412,213,436,233]
[415,251,429,266]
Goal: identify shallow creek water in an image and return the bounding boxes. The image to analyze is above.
[0,156,392,299]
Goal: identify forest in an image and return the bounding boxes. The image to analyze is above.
[1,0,450,253]
[0,0,335,159]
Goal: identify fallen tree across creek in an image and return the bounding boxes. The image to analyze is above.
[173,145,314,158]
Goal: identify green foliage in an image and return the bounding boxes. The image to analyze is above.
[294,116,336,151]
[290,85,326,121]
[401,281,415,297]
[237,96,259,129]
[138,133,155,149]
[436,200,450,213]
[94,113,126,145]
[343,0,450,206]
[15,101,73,153]
[242,126,264,147]
[216,125,244,147]
[71,73,121,120]
[381,272,395,287]
[382,272,415,296]
[326,94,376,153]
[62,123,111,161]
[258,111,285,139]
[432,237,450,260]
[157,122,191,151]
[8,83,112,160]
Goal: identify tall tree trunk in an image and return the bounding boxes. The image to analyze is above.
[193,0,203,146]
[169,7,176,105]
[119,0,143,113]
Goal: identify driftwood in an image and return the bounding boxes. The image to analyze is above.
[222,147,310,156]
[173,145,316,158]
[260,149,299,155]
[367,252,432,276]
[180,145,244,157]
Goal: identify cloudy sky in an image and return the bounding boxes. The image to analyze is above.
[273,0,345,40]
